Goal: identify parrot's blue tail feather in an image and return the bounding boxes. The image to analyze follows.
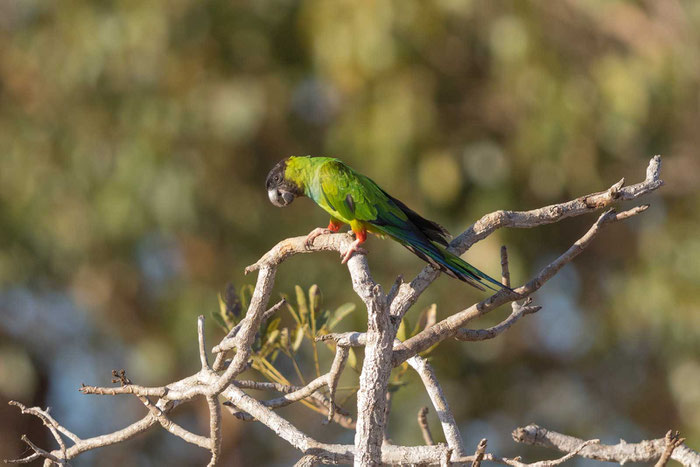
[378,223,510,292]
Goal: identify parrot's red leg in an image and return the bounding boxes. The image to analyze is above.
[327,219,343,232]
[305,218,345,247]
[341,227,367,264]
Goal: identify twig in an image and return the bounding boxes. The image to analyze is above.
[326,346,349,423]
[231,380,351,417]
[520,438,600,467]
[199,315,210,370]
[227,347,352,426]
[317,332,367,347]
[19,435,64,465]
[513,424,700,466]
[655,430,686,467]
[294,454,321,466]
[501,246,510,287]
[453,156,662,252]
[471,438,487,467]
[407,355,465,457]
[454,438,599,466]
[417,407,434,446]
[230,375,328,415]
[455,299,540,341]
[387,275,404,303]
[8,401,79,444]
[207,396,222,467]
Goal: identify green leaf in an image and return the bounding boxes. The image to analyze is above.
[216,289,238,329]
[279,328,289,349]
[327,303,355,330]
[316,309,331,332]
[308,284,321,335]
[308,284,321,314]
[266,317,281,334]
[285,295,301,326]
[292,324,305,351]
[210,310,228,331]
[217,293,227,316]
[396,317,409,342]
[416,303,437,335]
[265,329,280,346]
[295,285,308,323]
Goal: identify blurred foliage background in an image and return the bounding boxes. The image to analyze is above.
[1,0,699,465]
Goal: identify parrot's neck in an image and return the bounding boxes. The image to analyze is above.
[285,156,328,198]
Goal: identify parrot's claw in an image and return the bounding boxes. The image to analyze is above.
[340,240,368,264]
[305,227,332,247]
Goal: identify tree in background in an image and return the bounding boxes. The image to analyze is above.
[1,1,700,465]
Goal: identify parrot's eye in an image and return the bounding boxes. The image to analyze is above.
[273,175,281,182]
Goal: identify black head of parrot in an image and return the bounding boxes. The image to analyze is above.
[266,158,303,207]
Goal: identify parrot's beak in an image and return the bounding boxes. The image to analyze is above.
[268,188,295,207]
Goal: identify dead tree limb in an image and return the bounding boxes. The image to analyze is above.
[6,156,683,467]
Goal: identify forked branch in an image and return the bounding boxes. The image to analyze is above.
[7,156,684,467]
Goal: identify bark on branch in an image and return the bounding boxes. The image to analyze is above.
[513,424,699,466]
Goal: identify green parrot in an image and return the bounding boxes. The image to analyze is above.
[265,156,507,291]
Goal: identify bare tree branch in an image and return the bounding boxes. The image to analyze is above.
[18,435,65,465]
[353,284,394,466]
[513,424,700,466]
[391,205,649,365]
[388,155,662,322]
[207,395,222,467]
[471,438,487,467]
[295,454,321,467]
[227,380,353,429]
[407,355,466,458]
[455,299,541,342]
[6,156,681,467]
[228,344,350,422]
[655,430,687,467]
[326,345,349,422]
[500,246,511,288]
[198,315,209,369]
[417,407,434,446]
[223,382,451,465]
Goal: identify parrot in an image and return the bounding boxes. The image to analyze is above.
[265,156,508,291]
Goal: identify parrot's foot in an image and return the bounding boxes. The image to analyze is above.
[340,239,367,264]
[305,227,332,247]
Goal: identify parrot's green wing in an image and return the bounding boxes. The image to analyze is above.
[316,160,404,226]
[314,160,506,291]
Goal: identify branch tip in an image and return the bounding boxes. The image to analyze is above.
[417,406,434,446]
[471,438,487,467]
